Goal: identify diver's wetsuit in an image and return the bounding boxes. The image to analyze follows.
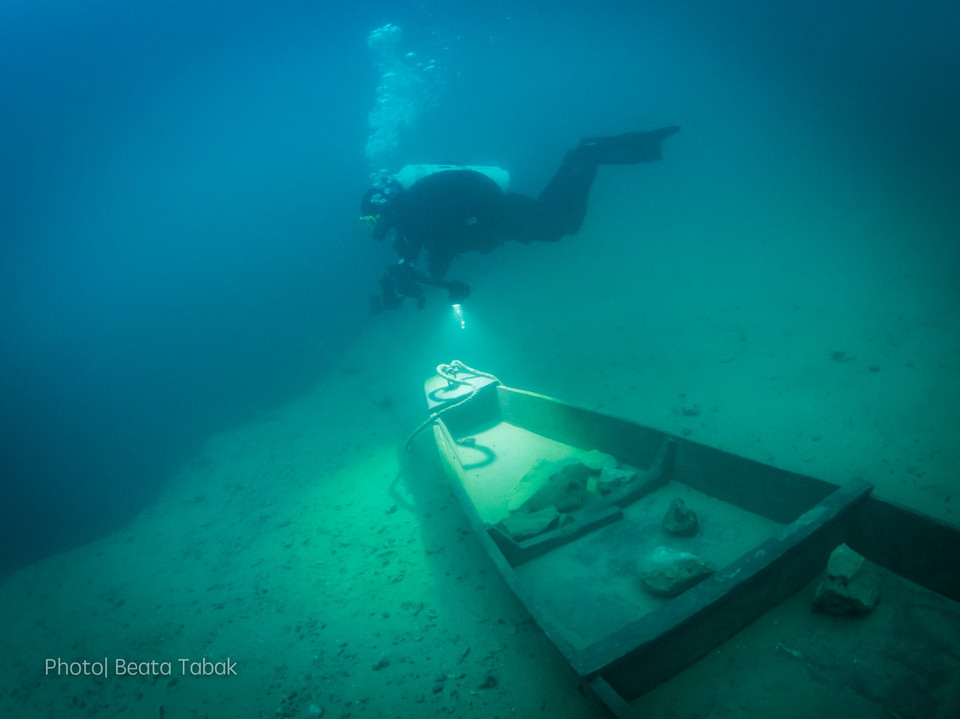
[372,125,679,306]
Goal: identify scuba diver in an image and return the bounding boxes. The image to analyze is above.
[360,126,680,312]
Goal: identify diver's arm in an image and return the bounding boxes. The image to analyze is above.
[390,261,470,303]
[395,232,422,265]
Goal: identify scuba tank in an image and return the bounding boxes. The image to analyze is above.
[393,164,510,193]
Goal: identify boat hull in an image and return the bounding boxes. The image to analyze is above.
[422,370,960,718]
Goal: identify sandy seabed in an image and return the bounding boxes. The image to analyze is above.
[2,171,958,718]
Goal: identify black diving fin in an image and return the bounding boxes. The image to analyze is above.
[581,125,681,164]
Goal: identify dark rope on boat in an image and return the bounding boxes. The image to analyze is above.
[404,360,500,450]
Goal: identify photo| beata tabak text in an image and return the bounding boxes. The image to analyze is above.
[45,657,237,678]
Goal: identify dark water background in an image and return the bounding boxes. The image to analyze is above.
[2,0,958,575]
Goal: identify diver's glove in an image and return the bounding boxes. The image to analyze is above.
[377,262,468,311]
[445,280,471,304]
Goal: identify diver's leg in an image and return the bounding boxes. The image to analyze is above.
[532,126,681,240]
[500,192,566,244]
[532,147,599,239]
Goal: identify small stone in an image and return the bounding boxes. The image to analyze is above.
[638,545,717,597]
[372,657,389,671]
[479,674,498,689]
[662,498,699,536]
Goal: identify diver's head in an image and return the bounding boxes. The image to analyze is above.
[360,177,402,241]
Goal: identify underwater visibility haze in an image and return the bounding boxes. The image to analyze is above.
[1,0,959,717]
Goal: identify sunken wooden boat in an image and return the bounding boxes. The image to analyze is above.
[417,361,960,719]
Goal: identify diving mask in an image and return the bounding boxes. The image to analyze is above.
[360,213,381,229]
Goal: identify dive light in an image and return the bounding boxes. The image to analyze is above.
[451,303,466,329]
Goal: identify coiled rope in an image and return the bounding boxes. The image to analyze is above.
[404,360,500,450]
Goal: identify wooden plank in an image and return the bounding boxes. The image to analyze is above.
[849,494,960,602]
[587,676,642,719]
[574,478,874,699]
[487,506,624,567]
[671,439,837,524]
[498,387,667,469]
